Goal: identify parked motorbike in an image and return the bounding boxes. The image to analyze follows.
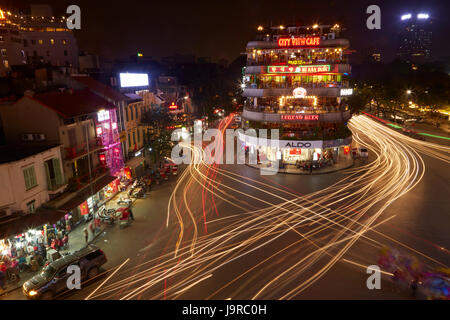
[117,195,132,206]
[131,187,145,199]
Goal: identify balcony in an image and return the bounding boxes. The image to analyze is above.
[47,178,67,194]
[64,137,104,161]
[245,64,351,74]
[243,87,346,98]
[66,164,109,193]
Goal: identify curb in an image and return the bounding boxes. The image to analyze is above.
[0,199,138,298]
[245,160,355,175]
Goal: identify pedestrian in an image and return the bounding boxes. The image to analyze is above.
[62,234,69,249]
[0,270,6,290]
[84,228,89,244]
[410,277,419,297]
[129,208,135,221]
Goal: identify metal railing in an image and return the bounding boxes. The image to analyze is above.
[64,137,104,160]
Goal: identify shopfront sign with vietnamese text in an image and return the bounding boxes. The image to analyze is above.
[278,37,321,47]
[281,114,319,121]
[267,65,330,74]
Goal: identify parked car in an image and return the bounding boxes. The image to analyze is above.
[22,245,107,300]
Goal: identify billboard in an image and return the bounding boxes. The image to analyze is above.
[119,73,149,88]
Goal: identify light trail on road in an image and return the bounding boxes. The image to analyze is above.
[84,114,449,300]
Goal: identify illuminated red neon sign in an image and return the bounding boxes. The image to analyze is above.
[268,65,330,74]
[278,37,320,47]
[169,102,178,110]
[281,114,319,121]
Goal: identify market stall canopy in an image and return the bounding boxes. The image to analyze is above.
[0,209,66,239]
[58,175,117,212]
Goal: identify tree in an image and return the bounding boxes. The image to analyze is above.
[347,87,371,115]
[141,107,176,168]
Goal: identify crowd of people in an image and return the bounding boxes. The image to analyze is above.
[0,218,72,292]
[0,243,47,290]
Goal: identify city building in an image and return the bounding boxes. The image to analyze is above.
[0,6,79,77]
[0,89,118,214]
[362,47,382,64]
[240,24,353,169]
[0,144,70,259]
[398,12,432,63]
[70,75,128,175]
[0,144,65,216]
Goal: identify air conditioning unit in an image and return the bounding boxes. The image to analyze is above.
[34,133,46,141]
[328,33,335,40]
[21,133,34,141]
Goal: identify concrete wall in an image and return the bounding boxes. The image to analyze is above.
[0,97,61,146]
[0,146,64,214]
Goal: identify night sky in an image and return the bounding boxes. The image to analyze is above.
[2,0,450,64]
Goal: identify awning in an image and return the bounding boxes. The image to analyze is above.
[58,175,117,212]
[0,209,66,240]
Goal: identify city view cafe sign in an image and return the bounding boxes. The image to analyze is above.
[278,37,321,47]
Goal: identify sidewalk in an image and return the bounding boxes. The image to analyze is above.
[247,156,354,175]
[0,189,135,298]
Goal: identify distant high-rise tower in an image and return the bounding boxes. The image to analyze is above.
[362,47,382,64]
[398,13,432,63]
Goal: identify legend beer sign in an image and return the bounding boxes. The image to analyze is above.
[278,37,320,47]
[281,114,319,121]
[268,65,331,74]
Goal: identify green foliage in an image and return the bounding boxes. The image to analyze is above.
[353,60,450,118]
[141,107,177,166]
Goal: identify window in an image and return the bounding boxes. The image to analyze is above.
[23,166,37,190]
[0,36,3,42]
[27,200,36,213]
[1,49,6,57]
[47,51,50,57]
[85,250,102,260]
[3,60,8,68]
[56,268,67,278]
[129,106,133,120]
[31,39,36,45]
[128,133,131,147]
[50,39,55,45]
[137,129,140,143]
[62,39,67,45]
[38,39,43,45]
[23,39,28,47]
[135,106,138,119]
[64,50,68,56]
[133,131,136,145]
